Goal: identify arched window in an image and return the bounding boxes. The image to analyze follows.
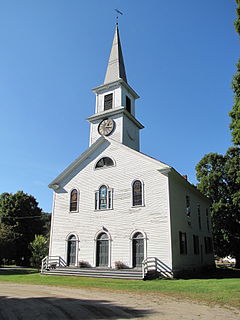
[70,189,78,212]
[95,185,113,210]
[132,180,143,206]
[95,157,114,169]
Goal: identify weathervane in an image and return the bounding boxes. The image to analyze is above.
[115,9,123,25]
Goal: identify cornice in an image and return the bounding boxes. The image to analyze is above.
[92,79,140,99]
[86,107,144,129]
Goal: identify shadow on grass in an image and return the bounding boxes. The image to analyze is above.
[176,266,240,280]
[0,295,154,319]
[0,268,38,275]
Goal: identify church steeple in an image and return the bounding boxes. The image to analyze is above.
[87,24,144,151]
[104,24,127,84]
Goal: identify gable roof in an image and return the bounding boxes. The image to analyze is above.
[48,136,170,189]
[48,136,209,202]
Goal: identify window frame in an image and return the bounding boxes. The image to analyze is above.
[69,188,79,213]
[95,185,113,211]
[197,204,202,230]
[204,236,213,254]
[132,179,144,207]
[95,157,115,170]
[193,235,200,255]
[104,93,113,111]
[185,195,191,226]
[179,231,187,255]
[126,95,131,113]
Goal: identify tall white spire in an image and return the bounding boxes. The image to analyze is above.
[104,25,127,84]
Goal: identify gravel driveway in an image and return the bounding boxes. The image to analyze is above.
[0,282,239,320]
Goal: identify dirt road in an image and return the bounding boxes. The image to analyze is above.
[0,282,239,320]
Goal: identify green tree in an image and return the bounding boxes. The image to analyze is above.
[0,191,44,265]
[29,235,48,269]
[196,1,240,267]
[229,1,240,146]
[196,148,240,266]
[0,224,18,265]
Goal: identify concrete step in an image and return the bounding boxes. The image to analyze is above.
[41,267,143,280]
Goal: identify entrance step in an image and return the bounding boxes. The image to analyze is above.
[41,267,143,280]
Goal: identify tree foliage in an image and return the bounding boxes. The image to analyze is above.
[229,0,240,146]
[196,2,240,267]
[29,235,48,269]
[0,191,47,265]
[196,148,240,265]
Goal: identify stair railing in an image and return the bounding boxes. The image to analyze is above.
[142,257,173,279]
[41,256,67,273]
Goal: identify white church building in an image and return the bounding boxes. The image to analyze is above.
[45,25,214,278]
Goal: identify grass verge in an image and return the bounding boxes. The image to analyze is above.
[0,268,239,309]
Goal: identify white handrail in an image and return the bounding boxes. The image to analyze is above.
[41,256,67,272]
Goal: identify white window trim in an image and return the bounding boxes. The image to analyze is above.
[95,185,113,211]
[131,179,145,207]
[94,156,115,170]
[69,188,80,213]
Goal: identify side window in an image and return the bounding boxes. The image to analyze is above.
[95,157,114,169]
[186,195,191,225]
[126,96,131,113]
[206,208,210,232]
[70,189,78,212]
[179,231,187,254]
[193,235,200,255]
[197,204,201,230]
[104,93,113,111]
[132,180,143,206]
[95,185,113,210]
[204,237,213,254]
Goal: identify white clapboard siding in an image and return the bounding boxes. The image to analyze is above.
[49,139,172,270]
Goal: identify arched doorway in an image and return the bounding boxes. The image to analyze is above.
[96,233,109,267]
[132,232,144,268]
[67,235,77,266]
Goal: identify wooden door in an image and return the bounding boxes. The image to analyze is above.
[67,238,76,266]
[133,237,144,268]
[97,239,109,267]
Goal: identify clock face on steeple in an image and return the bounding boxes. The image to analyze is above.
[98,118,115,136]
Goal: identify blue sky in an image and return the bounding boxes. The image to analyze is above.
[0,0,239,212]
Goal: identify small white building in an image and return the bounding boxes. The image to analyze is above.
[47,25,214,278]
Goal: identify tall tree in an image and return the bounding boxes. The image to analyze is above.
[229,0,240,145]
[196,2,240,267]
[0,191,44,265]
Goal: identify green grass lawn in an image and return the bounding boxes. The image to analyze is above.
[0,268,239,309]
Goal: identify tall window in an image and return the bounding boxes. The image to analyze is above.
[186,195,191,225]
[197,204,202,230]
[95,157,114,169]
[126,96,131,113]
[95,185,113,210]
[193,235,200,255]
[70,189,78,212]
[206,208,210,232]
[204,237,213,254]
[132,180,143,206]
[179,232,187,254]
[104,93,113,110]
